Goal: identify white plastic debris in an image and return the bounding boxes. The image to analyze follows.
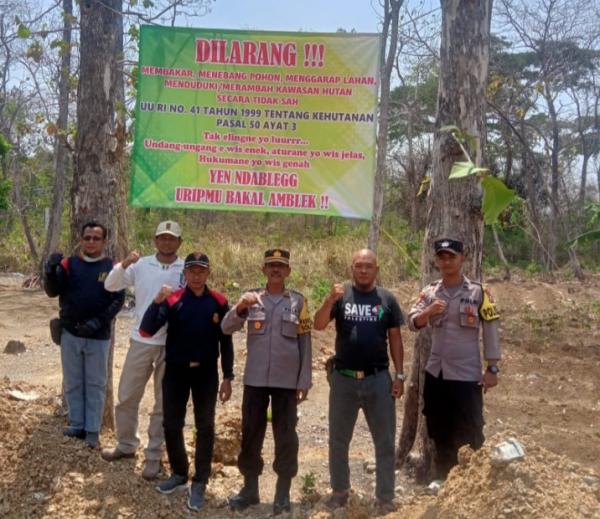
[490,437,525,466]
[426,480,443,494]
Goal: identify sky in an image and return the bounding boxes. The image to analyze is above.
[192,0,385,34]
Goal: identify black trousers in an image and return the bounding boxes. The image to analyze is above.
[162,363,218,483]
[423,370,484,479]
[238,385,298,479]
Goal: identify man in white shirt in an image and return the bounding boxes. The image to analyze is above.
[101,221,184,480]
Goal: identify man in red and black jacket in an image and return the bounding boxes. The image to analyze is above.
[139,252,234,513]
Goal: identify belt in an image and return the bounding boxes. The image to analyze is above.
[336,367,378,379]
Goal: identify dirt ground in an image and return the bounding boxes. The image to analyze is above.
[0,273,598,518]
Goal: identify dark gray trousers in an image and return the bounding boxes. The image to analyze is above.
[328,369,396,501]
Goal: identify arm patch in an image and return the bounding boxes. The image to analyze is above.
[298,299,312,334]
[479,285,500,321]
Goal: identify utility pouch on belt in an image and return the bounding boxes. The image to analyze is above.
[325,356,335,385]
[50,318,62,346]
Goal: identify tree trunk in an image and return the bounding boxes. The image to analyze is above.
[492,224,511,280]
[72,0,121,429]
[368,0,402,251]
[545,89,560,271]
[397,0,492,482]
[13,165,39,266]
[114,0,128,260]
[40,0,73,269]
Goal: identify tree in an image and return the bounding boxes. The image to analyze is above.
[40,0,73,269]
[397,0,493,482]
[368,0,403,251]
[72,0,122,427]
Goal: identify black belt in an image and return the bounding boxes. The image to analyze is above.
[336,367,379,379]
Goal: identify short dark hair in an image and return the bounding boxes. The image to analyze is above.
[81,221,107,239]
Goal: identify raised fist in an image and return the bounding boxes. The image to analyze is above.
[236,291,263,312]
[47,252,64,268]
[154,284,174,304]
[122,250,141,269]
[328,283,345,304]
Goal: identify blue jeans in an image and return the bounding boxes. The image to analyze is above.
[61,329,110,433]
[329,369,396,501]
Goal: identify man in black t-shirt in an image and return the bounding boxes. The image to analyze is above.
[314,249,405,512]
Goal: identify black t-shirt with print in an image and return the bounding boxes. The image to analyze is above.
[331,283,404,370]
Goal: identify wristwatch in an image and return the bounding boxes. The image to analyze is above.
[486,365,500,375]
[395,372,407,381]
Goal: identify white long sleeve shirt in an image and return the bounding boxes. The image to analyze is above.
[104,255,184,345]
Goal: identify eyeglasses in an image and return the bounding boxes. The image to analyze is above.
[82,236,104,242]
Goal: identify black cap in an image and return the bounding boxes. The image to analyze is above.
[264,248,290,265]
[434,238,464,255]
[184,252,210,269]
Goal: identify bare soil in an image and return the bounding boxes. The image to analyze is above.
[0,274,598,518]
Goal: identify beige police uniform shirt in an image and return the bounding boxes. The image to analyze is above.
[408,276,501,381]
[221,289,312,390]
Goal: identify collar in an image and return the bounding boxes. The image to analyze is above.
[185,284,208,297]
[148,255,183,268]
[80,253,106,263]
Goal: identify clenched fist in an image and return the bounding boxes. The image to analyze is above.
[154,284,174,304]
[235,291,263,313]
[426,298,447,317]
[327,283,345,304]
[122,250,141,269]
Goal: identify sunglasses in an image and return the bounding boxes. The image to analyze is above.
[82,236,104,242]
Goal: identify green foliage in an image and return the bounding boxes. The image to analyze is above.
[310,278,331,307]
[0,178,12,211]
[441,126,517,226]
[448,161,488,179]
[17,23,31,39]
[300,471,318,497]
[481,177,516,225]
[0,134,11,158]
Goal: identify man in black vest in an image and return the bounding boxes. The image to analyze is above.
[43,221,124,449]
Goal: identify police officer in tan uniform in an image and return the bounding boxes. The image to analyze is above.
[408,238,500,479]
[221,249,312,515]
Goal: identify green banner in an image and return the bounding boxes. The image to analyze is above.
[131,26,381,219]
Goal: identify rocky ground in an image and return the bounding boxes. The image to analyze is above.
[0,273,599,518]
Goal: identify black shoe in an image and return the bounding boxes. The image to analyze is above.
[228,492,260,511]
[273,495,291,515]
[228,475,260,511]
[63,427,85,440]
[84,431,100,449]
[155,474,188,494]
[187,482,206,512]
[273,477,291,515]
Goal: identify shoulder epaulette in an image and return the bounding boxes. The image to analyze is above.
[289,288,305,299]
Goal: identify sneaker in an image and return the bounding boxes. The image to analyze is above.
[325,491,348,509]
[84,431,100,449]
[187,482,206,512]
[228,476,260,511]
[228,491,260,511]
[142,459,161,480]
[101,447,135,462]
[156,474,188,494]
[63,426,85,440]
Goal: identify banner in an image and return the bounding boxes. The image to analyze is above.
[131,26,381,219]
